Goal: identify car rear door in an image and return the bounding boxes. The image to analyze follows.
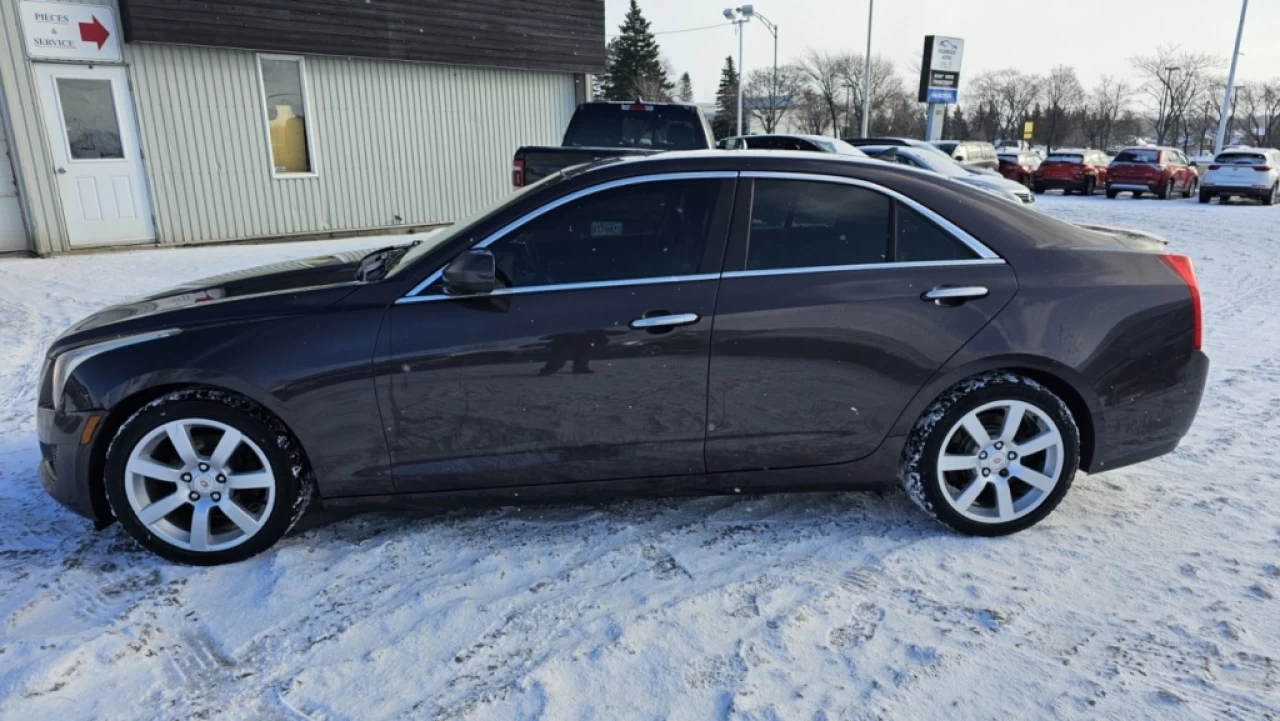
[387,173,736,491]
[705,172,1018,472]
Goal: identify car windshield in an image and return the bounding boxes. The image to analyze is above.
[1045,154,1084,163]
[903,149,969,178]
[563,105,703,150]
[1214,153,1268,166]
[387,172,566,277]
[825,138,868,156]
[1114,149,1160,163]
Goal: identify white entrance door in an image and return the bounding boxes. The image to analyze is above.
[34,63,153,247]
[1,117,27,252]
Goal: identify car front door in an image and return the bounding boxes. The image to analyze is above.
[706,173,1018,472]
[385,173,736,491]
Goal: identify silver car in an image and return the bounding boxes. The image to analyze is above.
[862,145,1036,206]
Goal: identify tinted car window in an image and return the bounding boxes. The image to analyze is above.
[1215,152,1269,165]
[1115,149,1159,163]
[487,180,720,288]
[747,180,889,271]
[896,204,979,263]
[563,105,704,150]
[1045,154,1084,163]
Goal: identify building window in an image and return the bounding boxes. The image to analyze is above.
[257,55,314,176]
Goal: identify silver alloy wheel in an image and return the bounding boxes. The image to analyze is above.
[123,418,276,552]
[935,400,1065,524]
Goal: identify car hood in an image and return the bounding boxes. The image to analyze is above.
[56,248,373,347]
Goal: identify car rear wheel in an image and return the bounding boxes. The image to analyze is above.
[1264,183,1279,206]
[1105,185,1118,199]
[1184,178,1198,199]
[1199,190,1212,204]
[105,391,313,565]
[1082,177,1096,196]
[1158,178,1174,199]
[899,373,1080,536]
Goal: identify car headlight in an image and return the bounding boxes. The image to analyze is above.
[50,330,179,410]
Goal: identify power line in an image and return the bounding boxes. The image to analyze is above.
[607,22,733,38]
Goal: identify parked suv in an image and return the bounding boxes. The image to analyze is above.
[1106,147,1199,199]
[1199,147,1280,205]
[997,152,1041,187]
[1034,149,1110,195]
[932,141,1000,171]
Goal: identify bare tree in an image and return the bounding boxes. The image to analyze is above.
[1081,75,1132,151]
[1041,65,1085,151]
[793,89,832,136]
[1131,46,1221,146]
[798,49,851,137]
[971,70,1042,142]
[840,55,902,138]
[1233,81,1280,147]
[745,64,803,134]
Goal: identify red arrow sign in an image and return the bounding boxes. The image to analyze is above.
[78,16,109,50]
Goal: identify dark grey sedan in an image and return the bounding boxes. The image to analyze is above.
[38,151,1208,564]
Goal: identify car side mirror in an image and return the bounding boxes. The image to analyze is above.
[443,249,498,295]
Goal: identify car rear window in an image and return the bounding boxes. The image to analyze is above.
[1045,154,1083,164]
[564,104,704,150]
[1214,153,1268,166]
[1114,149,1160,163]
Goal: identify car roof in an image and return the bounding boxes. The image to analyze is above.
[734,134,836,142]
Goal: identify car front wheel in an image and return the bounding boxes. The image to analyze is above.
[899,373,1080,536]
[105,390,314,565]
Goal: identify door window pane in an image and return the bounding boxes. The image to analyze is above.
[56,79,123,160]
[896,203,978,263]
[259,57,312,174]
[746,180,889,270]
[487,180,720,288]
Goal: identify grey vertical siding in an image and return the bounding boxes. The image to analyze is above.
[0,0,578,252]
[126,45,577,245]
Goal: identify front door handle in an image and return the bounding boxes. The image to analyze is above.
[630,313,700,331]
[922,286,989,305]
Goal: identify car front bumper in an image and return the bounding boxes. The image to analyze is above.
[37,405,110,526]
[1086,350,1210,474]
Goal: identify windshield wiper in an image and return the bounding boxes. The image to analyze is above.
[356,241,420,282]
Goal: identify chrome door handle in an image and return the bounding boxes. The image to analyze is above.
[630,313,700,330]
[922,286,989,304]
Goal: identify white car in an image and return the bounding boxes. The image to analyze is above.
[1200,147,1280,205]
[864,145,1035,206]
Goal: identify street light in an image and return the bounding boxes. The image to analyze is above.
[723,7,751,137]
[750,10,779,131]
[1162,65,1180,145]
[1215,0,1248,155]
[861,0,874,138]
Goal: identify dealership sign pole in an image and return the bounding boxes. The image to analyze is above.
[918,35,964,142]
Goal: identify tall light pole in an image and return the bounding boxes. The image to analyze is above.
[1214,0,1248,155]
[750,9,779,132]
[1162,65,1180,145]
[723,7,751,136]
[861,0,874,137]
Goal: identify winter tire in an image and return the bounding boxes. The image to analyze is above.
[1184,178,1198,199]
[899,372,1080,537]
[1199,190,1212,204]
[105,389,314,565]
[1264,183,1278,207]
[1082,177,1096,196]
[1158,178,1174,199]
[1105,186,1118,199]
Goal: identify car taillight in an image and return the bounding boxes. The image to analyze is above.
[1161,254,1201,351]
[1253,166,1272,172]
[512,159,525,188]
[1208,164,1221,171]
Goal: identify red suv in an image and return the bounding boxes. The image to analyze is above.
[997,152,1041,187]
[1034,150,1110,195]
[1106,147,1200,199]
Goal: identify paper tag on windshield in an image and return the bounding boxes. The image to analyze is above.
[591,221,622,237]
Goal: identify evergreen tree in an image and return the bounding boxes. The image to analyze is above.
[677,72,694,103]
[949,105,972,140]
[712,56,740,139]
[602,0,672,101]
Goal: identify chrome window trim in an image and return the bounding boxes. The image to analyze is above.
[396,274,720,305]
[721,258,1004,280]
[403,171,739,298]
[741,170,1001,260]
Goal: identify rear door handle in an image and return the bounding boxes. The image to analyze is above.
[630,313,700,330]
[922,286,989,305]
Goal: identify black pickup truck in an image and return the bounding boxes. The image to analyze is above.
[512,101,716,187]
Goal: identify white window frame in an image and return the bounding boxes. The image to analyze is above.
[255,53,318,179]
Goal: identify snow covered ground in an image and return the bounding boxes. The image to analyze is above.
[1,196,1278,721]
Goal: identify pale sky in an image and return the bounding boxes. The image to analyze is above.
[605,0,1276,103]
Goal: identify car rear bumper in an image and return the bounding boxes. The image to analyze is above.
[1086,350,1209,474]
[37,405,108,525]
[1201,185,1271,198]
[1108,182,1159,193]
[1038,178,1089,191]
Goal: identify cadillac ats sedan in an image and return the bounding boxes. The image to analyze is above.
[37,151,1209,565]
